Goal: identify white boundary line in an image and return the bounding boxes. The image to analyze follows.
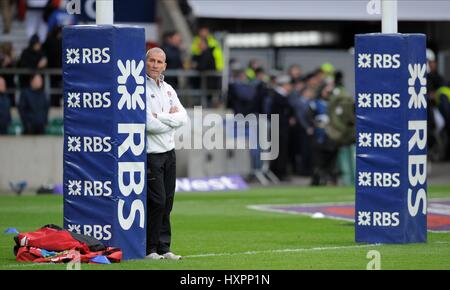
[247,198,450,233]
[183,244,382,258]
[1,244,382,267]
[1,262,59,269]
[3,242,449,267]
[247,204,355,223]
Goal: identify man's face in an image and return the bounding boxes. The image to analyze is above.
[289,66,302,79]
[199,28,209,39]
[31,75,43,90]
[33,42,41,51]
[0,78,6,93]
[146,51,167,81]
[282,82,293,94]
[170,33,182,46]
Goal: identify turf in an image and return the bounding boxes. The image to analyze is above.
[1,185,450,270]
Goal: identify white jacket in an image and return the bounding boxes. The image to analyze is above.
[145,75,189,154]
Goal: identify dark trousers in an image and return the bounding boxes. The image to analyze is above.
[146,150,176,255]
[311,140,338,186]
[270,129,289,180]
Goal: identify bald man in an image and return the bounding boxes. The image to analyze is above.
[145,48,188,260]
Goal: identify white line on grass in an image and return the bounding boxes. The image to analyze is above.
[1,262,58,269]
[248,198,450,234]
[183,244,382,258]
[2,241,448,268]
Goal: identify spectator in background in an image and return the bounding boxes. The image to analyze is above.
[227,69,257,116]
[288,64,303,83]
[191,39,216,72]
[0,0,14,34]
[18,74,48,135]
[25,0,48,43]
[307,69,325,94]
[191,38,218,103]
[288,74,315,177]
[427,75,447,161]
[0,77,12,134]
[0,42,16,105]
[18,34,47,88]
[320,62,335,83]
[162,31,184,70]
[229,58,242,73]
[45,0,77,33]
[427,49,445,88]
[310,82,338,185]
[295,80,316,176]
[228,58,243,84]
[254,67,270,114]
[325,71,356,185]
[191,27,225,107]
[43,25,63,106]
[245,59,262,81]
[269,74,295,181]
[191,26,224,72]
[43,25,62,71]
[0,42,15,69]
[426,49,448,161]
[286,78,301,175]
[429,75,450,160]
[227,69,262,173]
[161,31,184,87]
[19,34,48,69]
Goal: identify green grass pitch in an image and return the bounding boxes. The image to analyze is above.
[1,185,450,270]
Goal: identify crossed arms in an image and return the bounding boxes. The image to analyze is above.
[146,98,188,134]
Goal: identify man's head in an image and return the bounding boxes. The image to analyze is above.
[248,59,260,70]
[29,34,41,51]
[198,26,210,39]
[288,64,302,80]
[146,47,167,81]
[426,48,437,73]
[30,74,43,90]
[275,74,293,93]
[255,67,266,81]
[0,76,6,93]
[232,69,247,82]
[163,31,182,47]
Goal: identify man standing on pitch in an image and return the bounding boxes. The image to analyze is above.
[145,47,188,260]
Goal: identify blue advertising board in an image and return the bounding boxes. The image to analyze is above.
[63,25,147,259]
[355,33,427,243]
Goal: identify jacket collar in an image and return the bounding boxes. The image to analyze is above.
[146,74,165,87]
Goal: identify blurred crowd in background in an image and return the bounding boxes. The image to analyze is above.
[227,60,357,185]
[1,0,450,186]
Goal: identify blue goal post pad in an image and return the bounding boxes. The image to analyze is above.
[63,25,147,259]
[355,33,427,243]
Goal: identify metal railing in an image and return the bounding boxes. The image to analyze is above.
[0,68,225,107]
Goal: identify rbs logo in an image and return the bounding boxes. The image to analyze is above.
[67,180,112,197]
[68,224,112,241]
[358,171,400,187]
[358,211,400,227]
[357,93,400,109]
[67,136,112,153]
[67,92,111,109]
[66,47,110,64]
[358,132,401,148]
[358,53,400,69]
